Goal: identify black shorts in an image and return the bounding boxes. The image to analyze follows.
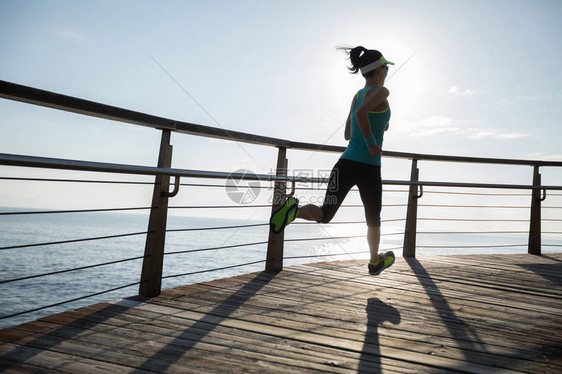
[320,158,382,227]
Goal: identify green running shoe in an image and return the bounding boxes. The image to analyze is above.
[269,197,299,234]
[368,251,395,275]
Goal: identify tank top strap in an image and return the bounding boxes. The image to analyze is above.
[356,84,381,100]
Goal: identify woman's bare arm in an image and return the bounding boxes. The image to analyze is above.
[344,95,357,140]
[355,86,389,156]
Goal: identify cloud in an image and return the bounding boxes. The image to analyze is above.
[401,116,459,137]
[400,116,528,141]
[495,132,528,139]
[469,131,496,140]
[448,85,475,95]
[527,153,562,161]
[50,26,86,42]
[468,129,528,140]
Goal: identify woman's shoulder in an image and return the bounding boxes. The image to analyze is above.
[359,85,389,102]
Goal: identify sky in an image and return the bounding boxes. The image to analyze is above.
[1,0,561,231]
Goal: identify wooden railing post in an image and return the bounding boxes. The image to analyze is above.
[528,166,542,256]
[403,159,420,258]
[266,147,288,272]
[139,129,173,297]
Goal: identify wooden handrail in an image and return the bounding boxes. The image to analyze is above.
[2,153,562,191]
[2,80,561,167]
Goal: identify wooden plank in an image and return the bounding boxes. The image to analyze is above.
[23,310,420,372]
[160,279,558,351]
[3,306,429,373]
[286,261,562,314]
[82,280,552,372]
[1,254,560,374]
[115,294,548,372]
[0,342,156,374]
[148,284,557,371]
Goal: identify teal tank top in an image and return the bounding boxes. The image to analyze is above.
[341,85,390,166]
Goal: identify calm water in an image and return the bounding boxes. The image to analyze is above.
[1,209,560,329]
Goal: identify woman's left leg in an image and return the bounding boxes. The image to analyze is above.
[367,226,381,263]
[357,165,395,275]
[356,164,383,262]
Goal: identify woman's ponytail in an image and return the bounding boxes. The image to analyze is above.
[337,45,383,76]
[349,46,367,71]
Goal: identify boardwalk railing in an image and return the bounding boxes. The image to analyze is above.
[1,80,561,314]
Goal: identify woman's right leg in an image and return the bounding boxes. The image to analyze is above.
[299,159,354,224]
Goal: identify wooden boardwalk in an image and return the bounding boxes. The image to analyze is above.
[1,253,561,373]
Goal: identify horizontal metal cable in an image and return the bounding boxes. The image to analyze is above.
[168,205,271,209]
[421,189,531,197]
[0,231,150,251]
[284,250,369,260]
[0,207,152,216]
[285,235,364,243]
[418,217,529,222]
[291,218,405,225]
[284,246,404,260]
[0,176,153,185]
[417,231,528,235]
[0,255,147,284]
[164,240,269,256]
[181,182,272,189]
[162,260,266,280]
[0,177,539,195]
[166,223,268,233]
[284,233,404,244]
[6,152,562,192]
[0,281,141,320]
[380,246,405,252]
[341,204,408,208]
[418,204,530,209]
[418,218,560,223]
[292,221,364,225]
[416,244,527,249]
[0,176,536,196]
[169,203,408,210]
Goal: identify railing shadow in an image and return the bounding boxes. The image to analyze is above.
[0,300,137,370]
[518,258,562,286]
[132,270,275,373]
[404,258,487,362]
[539,254,562,263]
[358,297,401,373]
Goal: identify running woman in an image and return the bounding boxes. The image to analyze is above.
[270,46,395,275]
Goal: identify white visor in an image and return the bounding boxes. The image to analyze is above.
[360,60,383,74]
[359,56,394,75]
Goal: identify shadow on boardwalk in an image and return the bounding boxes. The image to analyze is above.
[0,301,137,370]
[133,271,275,373]
[358,297,401,373]
[405,258,488,360]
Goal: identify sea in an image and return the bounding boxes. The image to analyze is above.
[1,209,561,330]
